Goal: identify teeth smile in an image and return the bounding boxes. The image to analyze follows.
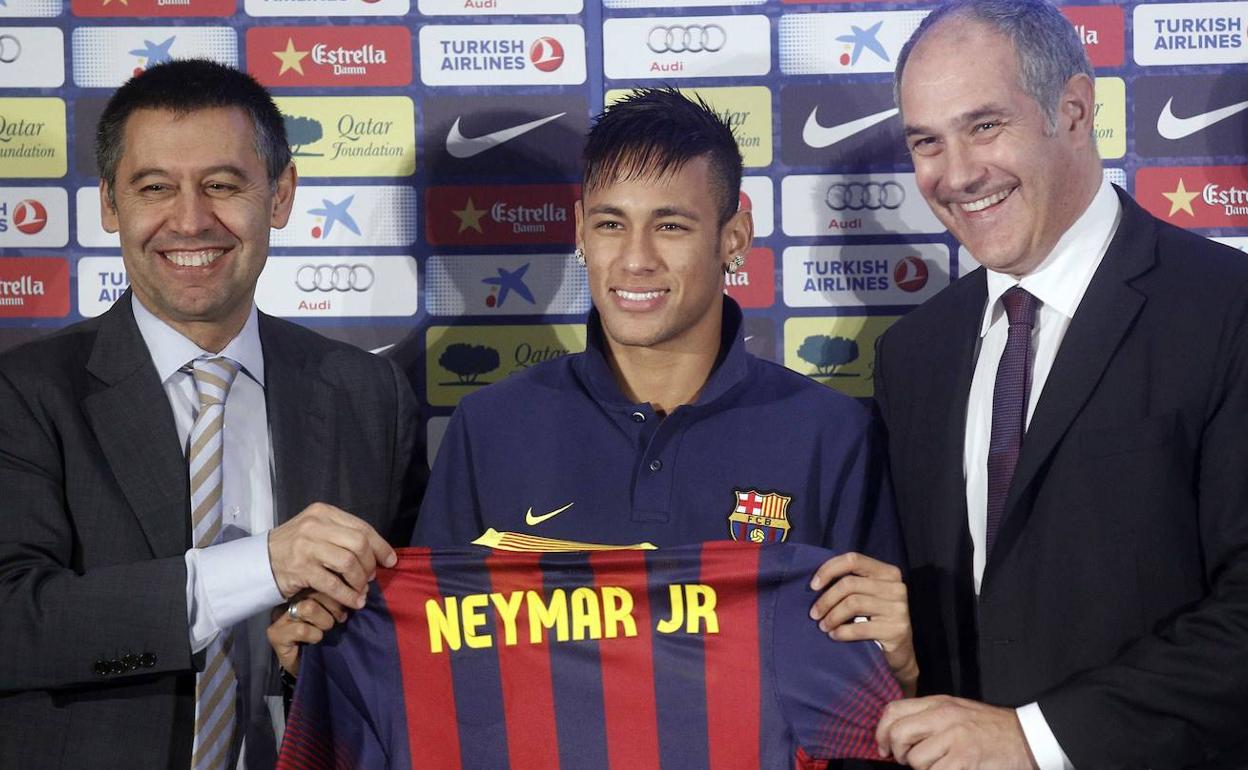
[615,289,665,301]
[164,250,225,267]
[960,188,1013,213]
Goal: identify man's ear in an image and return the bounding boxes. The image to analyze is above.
[574,198,585,253]
[720,207,754,270]
[1059,73,1097,141]
[270,163,298,229]
[99,180,119,234]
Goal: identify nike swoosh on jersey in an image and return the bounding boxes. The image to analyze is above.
[525,502,575,526]
[802,106,899,149]
[445,112,567,159]
[1157,97,1248,141]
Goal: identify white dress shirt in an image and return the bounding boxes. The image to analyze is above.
[132,298,284,767]
[962,179,1121,770]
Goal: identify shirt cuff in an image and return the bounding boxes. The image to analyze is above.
[1016,702,1075,770]
[185,533,283,652]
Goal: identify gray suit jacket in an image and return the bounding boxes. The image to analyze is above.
[0,292,421,769]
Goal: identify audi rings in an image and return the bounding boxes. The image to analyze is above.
[647,24,726,54]
[0,35,21,65]
[295,264,375,292]
[825,181,906,211]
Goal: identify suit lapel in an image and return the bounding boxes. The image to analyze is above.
[83,294,190,558]
[989,189,1157,569]
[261,314,334,524]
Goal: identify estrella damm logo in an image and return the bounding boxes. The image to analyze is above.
[1094,77,1125,160]
[607,86,772,167]
[783,315,899,398]
[425,324,585,407]
[274,97,416,177]
[0,99,67,178]
[728,489,792,544]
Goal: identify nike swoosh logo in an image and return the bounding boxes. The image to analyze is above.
[803,106,899,149]
[446,112,566,159]
[1157,97,1248,140]
[525,502,574,526]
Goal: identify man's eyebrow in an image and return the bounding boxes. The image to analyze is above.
[903,106,1009,138]
[126,165,250,185]
[585,204,701,220]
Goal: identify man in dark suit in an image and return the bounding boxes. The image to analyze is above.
[0,61,421,769]
[872,1,1248,768]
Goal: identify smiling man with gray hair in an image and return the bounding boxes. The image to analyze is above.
[872,1,1248,767]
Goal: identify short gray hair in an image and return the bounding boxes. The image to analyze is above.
[894,0,1093,130]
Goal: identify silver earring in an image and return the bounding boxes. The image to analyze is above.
[573,247,586,267]
[725,253,745,274]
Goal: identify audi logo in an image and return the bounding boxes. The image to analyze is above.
[647,24,726,54]
[295,264,375,292]
[0,34,21,65]
[825,182,906,211]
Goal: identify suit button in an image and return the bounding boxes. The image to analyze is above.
[122,654,139,671]
[630,411,646,423]
[649,459,662,472]
[140,653,157,668]
[93,660,110,677]
[109,660,126,676]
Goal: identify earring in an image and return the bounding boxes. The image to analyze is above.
[725,253,746,274]
[573,247,586,267]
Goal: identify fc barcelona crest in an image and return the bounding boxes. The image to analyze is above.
[728,489,792,544]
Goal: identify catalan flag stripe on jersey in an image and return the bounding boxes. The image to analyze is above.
[278,541,902,770]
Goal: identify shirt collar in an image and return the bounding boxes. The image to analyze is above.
[131,297,266,386]
[980,178,1122,337]
[575,297,751,407]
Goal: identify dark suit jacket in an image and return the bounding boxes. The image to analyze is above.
[874,188,1248,768]
[0,292,422,770]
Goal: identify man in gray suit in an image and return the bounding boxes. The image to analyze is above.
[0,60,421,769]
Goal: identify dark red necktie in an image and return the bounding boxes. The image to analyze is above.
[986,286,1039,556]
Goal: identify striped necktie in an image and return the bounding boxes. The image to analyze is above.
[187,356,242,770]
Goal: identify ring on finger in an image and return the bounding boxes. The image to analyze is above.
[287,601,301,622]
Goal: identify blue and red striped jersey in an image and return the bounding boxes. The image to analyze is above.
[278,540,902,770]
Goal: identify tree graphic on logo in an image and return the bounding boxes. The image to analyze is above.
[797,335,859,378]
[283,114,324,157]
[439,343,500,386]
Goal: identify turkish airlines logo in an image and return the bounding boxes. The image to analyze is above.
[529,36,564,71]
[10,199,47,235]
[894,256,929,292]
[247,27,411,87]
[646,24,726,53]
[1,189,68,247]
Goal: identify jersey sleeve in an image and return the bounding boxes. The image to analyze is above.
[769,544,903,761]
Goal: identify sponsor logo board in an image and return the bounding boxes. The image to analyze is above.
[783,315,898,398]
[740,176,773,238]
[247,26,412,87]
[780,82,907,168]
[0,98,66,178]
[1134,2,1248,66]
[77,255,128,317]
[425,323,586,406]
[419,24,586,86]
[0,0,62,17]
[71,27,237,87]
[272,185,417,247]
[783,243,950,308]
[0,27,64,87]
[1060,5,1125,68]
[419,0,582,13]
[76,186,117,248]
[1136,165,1248,228]
[426,184,577,246]
[604,15,769,80]
[724,246,774,309]
[1133,75,1248,158]
[779,11,928,75]
[275,96,415,177]
[422,93,587,181]
[607,86,770,167]
[743,315,775,361]
[1094,77,1125,160]
[0,256,69,317]
[0,187,67,247]
[254,255,418,317]
[245,0,410,18]
[71,0,235,17]
[426,253,590,316]
[782,173,945,237]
